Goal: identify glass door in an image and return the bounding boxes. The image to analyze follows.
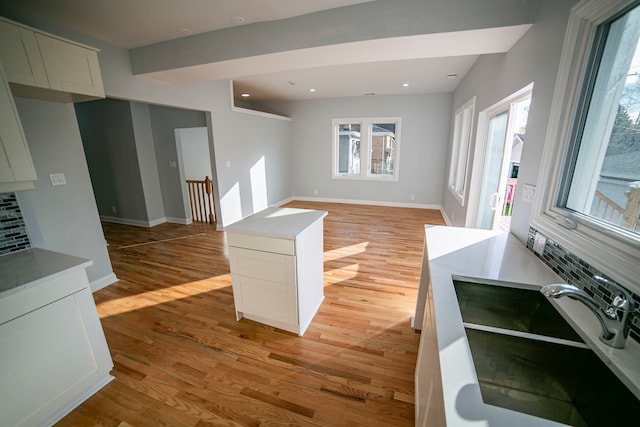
[476,111,509,229]
[474,92,531,231]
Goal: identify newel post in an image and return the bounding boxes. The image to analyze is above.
[622,182,640,230]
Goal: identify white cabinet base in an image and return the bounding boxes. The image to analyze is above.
[226,208,327,337]
[0,250,114,427]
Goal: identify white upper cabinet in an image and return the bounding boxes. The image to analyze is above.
[0,20,49,88]
[0,61,37,190]
[0,17,105,103]
[36,34,105,99]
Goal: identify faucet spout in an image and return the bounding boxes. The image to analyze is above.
[541,282,633,349]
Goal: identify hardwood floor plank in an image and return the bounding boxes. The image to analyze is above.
[56,201,445,426]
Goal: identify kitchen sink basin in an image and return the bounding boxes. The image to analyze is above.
[453,279,640,426]
[453,279,582,342]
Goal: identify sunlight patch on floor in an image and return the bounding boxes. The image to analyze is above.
[96,274,231,318]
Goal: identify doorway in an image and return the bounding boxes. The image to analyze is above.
[470,84,532,231]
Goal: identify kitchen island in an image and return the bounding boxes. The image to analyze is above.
[0,248,113,427]
[225,207,328,336]
[414,226,640,426]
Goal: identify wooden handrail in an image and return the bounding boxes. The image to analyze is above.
[594,186,640,231]
[186,176,216,224]
[594,190,624,225]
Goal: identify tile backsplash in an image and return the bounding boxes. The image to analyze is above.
[0,193,31,255]
[527,227,640,344]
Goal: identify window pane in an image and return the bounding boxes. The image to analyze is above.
[369,123,396,176]
[565,5,640,236]
[337,123,360,174]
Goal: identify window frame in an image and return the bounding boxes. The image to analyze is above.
[532,0,640,293]
[331,117,401,182]
[447,97,476,206]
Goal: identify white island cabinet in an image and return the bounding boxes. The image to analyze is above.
[225,207,328,336]
[0,248,114,427]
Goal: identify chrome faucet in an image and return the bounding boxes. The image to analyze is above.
[540,276,635,349]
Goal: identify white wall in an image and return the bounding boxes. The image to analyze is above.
[288,94,451,206]
[442,0,577,242]
[177,127,212,181]
[14,98,115,288]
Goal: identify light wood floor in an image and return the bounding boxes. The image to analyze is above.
[57,201,445,426]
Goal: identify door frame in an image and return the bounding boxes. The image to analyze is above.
[465,83,534,228]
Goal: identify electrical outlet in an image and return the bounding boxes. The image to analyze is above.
[410,194,415,201]
[313,189,318,195]
[533,233,547,255]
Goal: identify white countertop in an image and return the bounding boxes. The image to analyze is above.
[224,207,328,239]
[418,226,640,426]
[0,248,92,298]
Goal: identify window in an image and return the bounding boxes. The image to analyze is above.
[332,118,400,181]
[448,97,475,205]
[533,0,640,292]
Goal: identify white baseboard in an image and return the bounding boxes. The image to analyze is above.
[90,272,118,292]
[290,196,443,211]
[165,217,192,225]
[100,215,156,227]
[100,216,191,227]
[439,208,453,226]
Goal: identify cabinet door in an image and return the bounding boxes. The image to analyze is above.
[0,293,101,427]
[0,61,37,183]
[229,247,298,325]
[0,20,49,88]
[36,34,105,98]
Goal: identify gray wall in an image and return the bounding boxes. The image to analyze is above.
[442,0,577,243]
[75,98,149,222]
[147,104,207,221]
[130,102,165,223]
[288,94,451,206]
[0,10,294,227]
[14,97,114,287]
[130,0,540,74]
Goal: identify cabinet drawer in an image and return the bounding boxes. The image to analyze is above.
[229,247,292,283]
[227,232,294,255]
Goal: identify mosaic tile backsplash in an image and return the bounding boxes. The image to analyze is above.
[0,193,31,255]
[527,227,640,344]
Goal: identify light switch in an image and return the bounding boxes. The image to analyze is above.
[49,173,66,186]
[522,184,536,203]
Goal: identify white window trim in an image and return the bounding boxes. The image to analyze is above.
[447,97,475,206]
[532,0,640,293]
[331,117,401,182]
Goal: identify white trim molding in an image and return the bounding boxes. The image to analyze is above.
[531,0,640,293]
[90,272,118,292]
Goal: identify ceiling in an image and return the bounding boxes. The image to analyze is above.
[1,0,532,102]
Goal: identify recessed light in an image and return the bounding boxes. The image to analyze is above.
[309,88,316,93]
[402,83,410,87]
[288,81,296,86]
[240,93,250,97]
[179,28,192,36]
[231,16,245,25]
[447,73,458,79]
[364,92,376,96]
